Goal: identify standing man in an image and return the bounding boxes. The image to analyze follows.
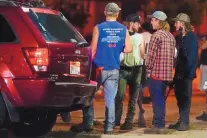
[141,23,152,103]
[70,2,132,134]
[146,11,175,129]
[115,14,145,130]
[169,13,198,131]
[196,36,207,121]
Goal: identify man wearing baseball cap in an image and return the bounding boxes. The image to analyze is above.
[146,11,176,129]
[169,13,198,131]
[115,13,146,130]
[70,2,132,134]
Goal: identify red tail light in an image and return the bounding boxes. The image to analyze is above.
[24,48,49,72]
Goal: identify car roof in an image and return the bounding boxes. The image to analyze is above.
[0,0,59,15]
[22,7,59,15]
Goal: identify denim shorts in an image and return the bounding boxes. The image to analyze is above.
[200,65,207,91]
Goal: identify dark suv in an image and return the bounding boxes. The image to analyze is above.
[0,1,97,137]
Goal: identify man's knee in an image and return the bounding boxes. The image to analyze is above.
[115,91,125,100]
[105,98,115,106]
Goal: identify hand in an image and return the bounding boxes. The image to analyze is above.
[143,54,147,59]
[147,73,150,78]
[168,81,174,89]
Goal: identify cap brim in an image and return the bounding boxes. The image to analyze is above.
[172,18,178,21]
[147,15,154,18]
[105,11,120,14]
[171,18,190,23]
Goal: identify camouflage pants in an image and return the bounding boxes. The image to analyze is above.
[115,66,142,124]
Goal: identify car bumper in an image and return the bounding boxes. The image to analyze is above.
[11,79,97,109]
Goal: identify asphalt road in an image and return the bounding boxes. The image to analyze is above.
[1,69,207,138]
[1,91,207,138]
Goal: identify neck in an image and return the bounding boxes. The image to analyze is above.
[106,17,117,21]
[181,27,186,36]
[182,30,186,36]
[128,27,133,32]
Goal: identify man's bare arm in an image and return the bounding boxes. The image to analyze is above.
[123,30,132,53]
[201,41,207,50]
[140,36,145,59]
[91,26,99,60]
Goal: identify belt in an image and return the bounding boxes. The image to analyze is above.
[120,65,141,70]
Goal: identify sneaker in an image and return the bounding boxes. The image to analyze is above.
[203,116,207,121]
[168,121,181,129]
[120,122,133,130]
[196,112,207,121]
[177,122,189,131]
[70,123,93,133]
[144,126,165,134]
[138,114,146,128]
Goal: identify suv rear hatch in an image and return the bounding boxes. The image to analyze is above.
[23,8,92,83]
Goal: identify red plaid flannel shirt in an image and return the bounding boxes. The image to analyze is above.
[146,30,176,81]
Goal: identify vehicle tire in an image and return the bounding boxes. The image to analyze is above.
[12,111,57,137]
[0,94,7,128]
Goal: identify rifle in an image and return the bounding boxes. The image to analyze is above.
[137,43,148,128]
[140,43,149,87]
[165,80,175,102]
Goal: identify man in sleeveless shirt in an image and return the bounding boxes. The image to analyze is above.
[115,14,145,130]
[70,2,132,134]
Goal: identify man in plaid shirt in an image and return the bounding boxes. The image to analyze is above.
[146,11,176,129]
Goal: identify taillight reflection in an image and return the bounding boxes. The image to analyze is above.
[24,48,49,72]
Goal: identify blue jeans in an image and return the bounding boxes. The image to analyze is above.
[83,69,119,131]
[149,78,167,128]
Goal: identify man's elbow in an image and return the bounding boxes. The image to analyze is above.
[141,53,144,59]
[124,45,132,53]
[140,50,145,59]
[127,47,132,53]
[124,48,132,53]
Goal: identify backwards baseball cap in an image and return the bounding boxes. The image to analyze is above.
[126,14,140,23]
[172,13,190,23]
[147,11,167,21]
[105,2,121,15]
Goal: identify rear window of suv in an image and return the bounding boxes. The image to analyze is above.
[26,9,85,43]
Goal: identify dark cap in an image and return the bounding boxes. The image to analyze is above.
[126,14,140,23]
